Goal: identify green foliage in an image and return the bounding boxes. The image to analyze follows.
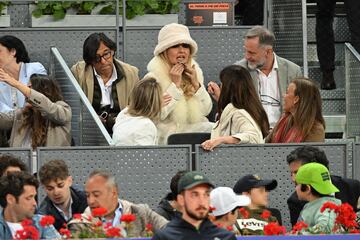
[0,2,9,15]
[31,0,180,20]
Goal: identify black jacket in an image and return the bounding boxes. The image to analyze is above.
[152,215,236,240]
[288,175,360,226]
[155,193,181,221]
[37,187,88,230]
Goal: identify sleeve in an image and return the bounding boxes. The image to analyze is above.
[193,84,213,116]
[41,224,61,239]
[160,83,184,120]
[0,111,15,130]
[230,110,263,144]
[142,204,168,230]
[27,89,72,126]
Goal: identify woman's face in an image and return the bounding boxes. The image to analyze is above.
[165,43,191,65]
[0,44,16,69]
[283,83,299,113]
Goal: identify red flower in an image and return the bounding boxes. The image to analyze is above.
[20,219,32,227]
[59,228,71,238]
[226,225,234,232]
[320,201,339,213]
[291,221,308,234]
[334,203,358,229]
[92,207,107,217]
[39,215,55,227]
[15,225,40,240]
[239,208,249,219]
[260,210,272,220]
[216,223,223,228]
[95,221,103,227]
[146,223,153,232]
[73,213,82,220]
[106,227,122,237]
[104,222,113,229]
[263,222,286,236]
[120,214,136,223]
[350,229,360,234]
[209,206,216,212]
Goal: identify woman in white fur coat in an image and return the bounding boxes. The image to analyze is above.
[146,23,213,144]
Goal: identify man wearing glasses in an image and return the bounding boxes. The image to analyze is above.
[71,33,139,133]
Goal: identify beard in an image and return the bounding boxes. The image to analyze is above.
[184,203,209,221]
[247,59,266,70]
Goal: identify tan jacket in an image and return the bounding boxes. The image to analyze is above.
[71,59,139,109]
[146,56,213,144]
[0,90,71,147]
[211,103,264,143]
[81,199,168,237]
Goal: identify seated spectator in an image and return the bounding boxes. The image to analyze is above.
[210,187,250,229]
[146,23,213,144]
[155,170,188,220]
[71,33,139,134]
[0,35,47,146]
[295,162,341,233]
[153,171,236,239]
[266,77,325,143]
[37,160,87,231]
[0,73,71,148]
[0,171,60,239]
[69,170,167,237]
[202,65,269,150]
[0,154,27,176]
[233,174,279,235]
[286,146,360,226]
[112,77,163,145]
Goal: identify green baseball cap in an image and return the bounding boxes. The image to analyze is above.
[178,171,214,193]
[295,162,339,195]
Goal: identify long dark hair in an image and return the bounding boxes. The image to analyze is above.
[20,74,64,149]
[0,35,30,63]
[217,65,269,137]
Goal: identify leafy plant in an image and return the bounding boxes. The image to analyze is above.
[0,2,9,15]
[31,0,180,20]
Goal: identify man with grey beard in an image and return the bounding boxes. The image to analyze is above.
[208,26,302,128]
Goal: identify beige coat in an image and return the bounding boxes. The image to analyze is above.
[79,199,168,237]
[146,56,213,144]
[211,103,264,144]
[0,90,71,147]
[71,59,139,109]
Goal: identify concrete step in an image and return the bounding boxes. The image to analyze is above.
[320,88,345,115]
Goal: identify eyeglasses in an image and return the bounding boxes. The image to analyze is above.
[95,50,114,63]
[260,94,280,106]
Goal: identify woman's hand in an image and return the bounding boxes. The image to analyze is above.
[162,93,172,106]
[207,81,221,102]
[201,136,240,151]
[0,68,30,97]
[169,63,185,88]
[184,64,200,91]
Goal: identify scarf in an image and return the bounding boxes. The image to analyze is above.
[271,113,304,143]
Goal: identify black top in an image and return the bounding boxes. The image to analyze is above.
[152,215,236,240]
[287,175,360,226]
[155,193,181,221]
[37,187,88,230]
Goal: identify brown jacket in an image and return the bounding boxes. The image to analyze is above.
[0,89,71,147]
[71,59,139,109]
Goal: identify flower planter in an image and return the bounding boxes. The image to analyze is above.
[0,7,10,27]
[31,14,178,27]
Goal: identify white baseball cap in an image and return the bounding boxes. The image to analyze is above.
[210,187,251,217]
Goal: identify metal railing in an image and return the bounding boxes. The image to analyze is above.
[49,47,113,146]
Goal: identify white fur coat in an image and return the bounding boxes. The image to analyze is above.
[146,56,213,144]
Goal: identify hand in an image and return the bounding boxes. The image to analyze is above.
[169,63,185,88]
[207,81,221,102]
[184,64,200,91]
[162,93,172,106]
[201,138,222,151]
[0,68,16,86]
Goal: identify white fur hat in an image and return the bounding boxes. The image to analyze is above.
[154,23,198,56]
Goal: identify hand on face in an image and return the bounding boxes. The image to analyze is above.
[184,64,200,91]
[162,93,172,106]
[0,68,15,85]
[207,81,220,102]
[169,63,185,88]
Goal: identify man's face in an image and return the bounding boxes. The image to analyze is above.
[44,177,72,206]
[92,41,114,76]
[248,186,269,208]
[85,175,118,215]
[178,184,211,221]
[8,185,37,221]
[289,160,303,183]
[243,37,269,70]
[3,166,22,176]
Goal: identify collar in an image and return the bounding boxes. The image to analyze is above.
[93,63,118,87]
[104,199,123,227]
[53,196,73,221]
[256,53,278,74]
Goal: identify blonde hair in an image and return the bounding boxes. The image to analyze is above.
[159,52,196,98]
[127,77,163,121]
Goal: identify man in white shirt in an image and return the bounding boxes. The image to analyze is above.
[208,26,302,128]
[0,171,60,239]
